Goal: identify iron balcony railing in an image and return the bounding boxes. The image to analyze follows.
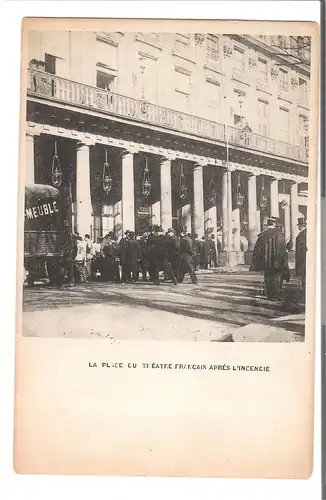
[27,69,308,164]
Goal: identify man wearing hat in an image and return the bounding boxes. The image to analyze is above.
[250,217,287,300]
[150,226,178,285]
[125,231,140,282]
[167,228,181,281]
[119,230,130,283]
[101,232,120,283]
[295,217,307,291]
[179,230,198,284]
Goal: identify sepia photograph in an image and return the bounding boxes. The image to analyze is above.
[13,17,319,480]
[22,28,312,342]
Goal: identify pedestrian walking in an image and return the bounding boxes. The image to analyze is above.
[167,228,181,281]
[200,236,210,269]
[295,217,307,291]
[250,217,288,300]
[179,230,198,284]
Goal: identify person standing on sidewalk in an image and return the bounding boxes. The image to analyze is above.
[200,236,210,270]
[167,228,181,281]
[250,217,287,301]
[84,234,93,281]
[208,234,218,268]
[295,217,307,291]
[193,234,201,271]
[179,230,198,284]
[150,226,178,285]
[74,235,88,284]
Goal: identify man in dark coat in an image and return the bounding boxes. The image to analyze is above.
[200,236,210,270]
[193,234,201,271]
[295,217,307,291]
[101,232,121,283]
[138,231,150,282]
[150,226,177,285]
[250,217,287,301]
[167,228,181,281]
[119,230,130,283]
[208,234,218,268]
[179,230,198,284]
[125,231,140,282]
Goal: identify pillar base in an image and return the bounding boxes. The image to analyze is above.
[218,251,244,268]
[245,250,254,266]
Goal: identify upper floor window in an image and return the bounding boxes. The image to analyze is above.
[96,70,115,91]
[299,77,309,104]
[257,57,268,83]
[233,46,245,72]
[206,34,219,61]
[174,66,191,94]
[258,99,269,135]
[279,69,289,91]
[279,107,290,142]
[205,79,221,111]
[175,33,190,50]
[44,53,56,75]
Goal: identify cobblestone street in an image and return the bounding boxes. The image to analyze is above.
[22,271,305,342]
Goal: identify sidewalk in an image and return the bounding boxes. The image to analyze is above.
[231,313,305,342]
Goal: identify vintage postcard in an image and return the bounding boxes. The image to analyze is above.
[14,18,319,478]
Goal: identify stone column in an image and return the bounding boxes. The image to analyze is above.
[160,157,172,231]
[193,163,205,237]
[290,182,299,244]
[76,142,92,237]
[25,133,35,185]
[270,178,279,218]
[121,150,135,232]
[248,174,258,250]
[284,203,291,242]
[227,169,233,251]
[222,169,228,250]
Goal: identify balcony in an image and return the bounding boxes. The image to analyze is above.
[27,69,308,164]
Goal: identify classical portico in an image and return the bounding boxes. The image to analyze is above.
[25,119,308,266]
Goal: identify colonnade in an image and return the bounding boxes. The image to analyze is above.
[25,132,303,262]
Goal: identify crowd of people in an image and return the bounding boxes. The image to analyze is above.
[61,225,220,288]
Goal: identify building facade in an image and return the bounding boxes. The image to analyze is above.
[25,31,310,265]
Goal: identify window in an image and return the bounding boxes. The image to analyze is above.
[299,78,309,104]
[279,107,290,142]
[96,70,115,90]
[279,69,288,91]
[44,53,56,75]
[175,33,190,51]
[258,99,269,135]
[257,57,268,83]
[174,66,191,94]
[298,114,308,151]
[233,46,245,72]
[206,34,219,61]
[234,114,242,126]
[206,79,221,111]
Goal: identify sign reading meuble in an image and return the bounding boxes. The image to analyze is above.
[25,200,59,220]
